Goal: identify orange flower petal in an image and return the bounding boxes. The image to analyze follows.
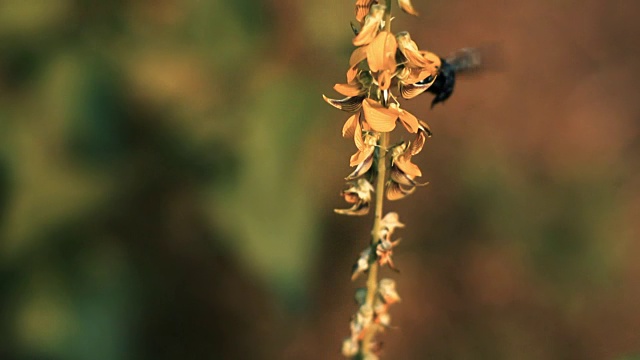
[353,117,364,150]
[362,98,398,132]
[410,122,431,155]
[346,66,358,84]
[334,83,364,97]
[395,153,422,177]
[396,107,419,133]
[366,31,397,72]
[397,0,419,16]
[386,181,416,201]
[342,113,359,138]
[349,46,369,67]
[350,145,374,168]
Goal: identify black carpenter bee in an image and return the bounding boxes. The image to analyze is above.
[419,47,483,108]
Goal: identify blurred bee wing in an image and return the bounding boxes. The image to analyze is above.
[445,43,505,74]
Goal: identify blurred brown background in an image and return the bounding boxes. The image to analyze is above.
[1,0,639,359]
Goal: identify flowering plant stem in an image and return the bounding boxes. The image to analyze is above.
[362,2,392,356]
[362,131,389,356]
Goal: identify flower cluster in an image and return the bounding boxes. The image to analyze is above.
[328,2,440,215]
[351,212,405,280]
[342,278,401,358]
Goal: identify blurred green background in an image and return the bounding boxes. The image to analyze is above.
[1,0,640,359]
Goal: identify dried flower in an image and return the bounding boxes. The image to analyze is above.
[342,337,359,357]
[351,247,373,280]
[335,178,375,216]
[376,238,401,270]
[378,278,401,304]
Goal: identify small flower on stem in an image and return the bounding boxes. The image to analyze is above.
[335,178,375,216]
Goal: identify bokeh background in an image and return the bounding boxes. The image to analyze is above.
[1,0,640,359]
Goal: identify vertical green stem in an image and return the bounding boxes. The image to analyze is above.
[360,132,389,356]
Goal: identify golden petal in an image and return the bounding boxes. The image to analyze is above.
[322,94,365,112]
[350,145,374,168]
[390,167,415,186]
[362,98,398,132]
[386,181,416,201]
[410,128,426,155]
[334,82,364,97]
[350,46,369,67]
[397,107,419,133]
[366,31,397,73]
[397,0,419,16]
[346,66,359,84]
[353,117,364,150]
[347,151,374,179]
[342,113,359,138]
[394,153,422,177]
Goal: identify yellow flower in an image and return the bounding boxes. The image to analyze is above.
[386,141,429,200]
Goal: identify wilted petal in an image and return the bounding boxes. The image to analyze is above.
[334,82,364,97]
[335,179,374,216]
[381,212,405,232]
[397,0,419,15]
[322,94,365,112]
[366,31,397,73]
[362,98,398,132]
[342,113,359,138]
[353,4,386,46]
